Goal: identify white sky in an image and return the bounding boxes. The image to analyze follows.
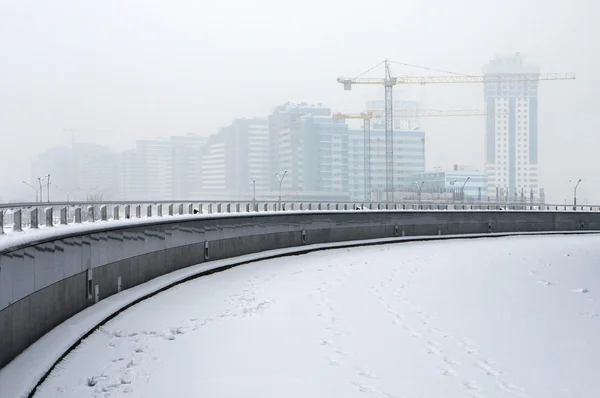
[0,0,598,203]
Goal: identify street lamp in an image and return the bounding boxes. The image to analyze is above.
[22,181,39,202]
[450,179,457,202]
[569,178,582,210]
[37,176,45,202]
[276,170,288,211]
[46,173,51,202]
[55,185,80,202]
[415,181,425,208]
[461,176,471,202]
[36,174,50,202]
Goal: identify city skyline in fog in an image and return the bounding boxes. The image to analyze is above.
[1,0,598,203]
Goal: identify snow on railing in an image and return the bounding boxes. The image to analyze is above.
[0,200,598,236]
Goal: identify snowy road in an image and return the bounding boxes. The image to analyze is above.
[36,235,600,398]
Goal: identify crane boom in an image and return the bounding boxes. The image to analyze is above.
[338,73,576,88]
[333,109,490,119]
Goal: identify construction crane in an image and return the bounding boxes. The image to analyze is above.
[337,60,576,202]
[332,109,491,201]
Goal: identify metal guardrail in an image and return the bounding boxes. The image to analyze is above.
[0,200,598,235]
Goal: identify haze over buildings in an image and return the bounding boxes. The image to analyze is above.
[0,0,595,204]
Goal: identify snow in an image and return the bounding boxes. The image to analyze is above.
[17,234,600,398]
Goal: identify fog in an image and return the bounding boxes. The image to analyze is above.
[0,0,598,203]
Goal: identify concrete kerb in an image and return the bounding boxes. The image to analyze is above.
[7,229,600,398]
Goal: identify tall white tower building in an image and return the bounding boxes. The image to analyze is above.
[483,53,540,201]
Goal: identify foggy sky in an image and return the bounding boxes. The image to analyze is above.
[1,0,598,203]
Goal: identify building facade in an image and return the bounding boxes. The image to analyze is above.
[268,102,330,191]
[406,165,488,202]
[200,118,269,199]
[483,53,540,201]
[118,134,208,201]
[348,128,426,201]
[297,115,349,196]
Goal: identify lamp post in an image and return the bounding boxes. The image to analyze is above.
[569,178,582,211]
[415,181,425,208]
[252,179,256,210]
[461,176,471,202]
[22,181,39,202]
[276,170,288,211]
[46,174,51,202]
[37,176,46,202]
[55,185,80,202]
[450,179,457,202]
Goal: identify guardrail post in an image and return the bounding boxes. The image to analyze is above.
[13,209,22,231]
[100,205,108,221]
[344,204,348,210]
[87,206,95,222]
[124,205,131,219]
[227,204,231,213]
[198,204,203,214]
[168,204,174,216]
[299,203,303,211]
[264,203,268,211]
[291,203,295,210]
[208,203,213,214]
[60,207,68,225]
[135,205,141,218]
[187,204,193,214]
[308,204,312,210]
[246,203,250,212]
[235,203,240,212]
[216,204,222,213]
[146,205,152,217]
[157,204,163,217]
[0,210,4,234]
[74,208,82,223]
[31,209,39,229]
[44,207,54,227]
[113,206,120,220]
[177,204,183,215]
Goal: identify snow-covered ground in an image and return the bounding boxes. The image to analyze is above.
[30,235,600,397]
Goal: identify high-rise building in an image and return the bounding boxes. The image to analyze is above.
[201,118,269,199]
[170,134,207,199]
[297,115,349,196]
[118,149,145,201]
[483,53,540,200]
[268,102,330,191]
[200,135,227,194]
[118,135,208,200]
[135,139,173,201]
[348,128,425,201]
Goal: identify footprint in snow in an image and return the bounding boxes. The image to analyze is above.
[573,288,589,293]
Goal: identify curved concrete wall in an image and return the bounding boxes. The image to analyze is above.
[1,210,599,369]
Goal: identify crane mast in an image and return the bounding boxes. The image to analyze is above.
[384,61,394,202]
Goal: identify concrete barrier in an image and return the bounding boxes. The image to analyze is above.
[1,210,599,370]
